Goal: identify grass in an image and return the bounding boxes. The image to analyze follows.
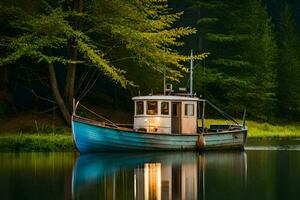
[0,113,70,135]
[204,119,300,139]
[0,134,74,152]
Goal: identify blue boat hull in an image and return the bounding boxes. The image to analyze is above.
[72,116,247,153]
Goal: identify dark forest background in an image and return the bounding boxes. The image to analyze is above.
[0,0,299,126]
[171,0,300,121]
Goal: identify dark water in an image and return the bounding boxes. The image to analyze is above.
[0,142,299,200]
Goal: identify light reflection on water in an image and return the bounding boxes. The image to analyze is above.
[0,145,299,200]
[72,152,247,200]
[72,149,300,200]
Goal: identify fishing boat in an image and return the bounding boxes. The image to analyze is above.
[72,51,248,153]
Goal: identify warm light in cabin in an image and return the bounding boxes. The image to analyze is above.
[146,117,161,132]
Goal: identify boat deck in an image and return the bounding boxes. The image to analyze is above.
[73,115,245,136]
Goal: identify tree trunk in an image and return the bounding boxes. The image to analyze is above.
[64,0,83,112]
[48,63,71,125]
[65,40,77,112]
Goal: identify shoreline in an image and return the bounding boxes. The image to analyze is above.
[0,134,74,152]
[0,133,298,152]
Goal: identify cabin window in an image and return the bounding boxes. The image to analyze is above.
[161,102,169,115]
[136,101,144,115]
[147,101,158,115]
[185,104,194,116]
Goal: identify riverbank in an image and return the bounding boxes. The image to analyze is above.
[0,134,74,152]
[0,119,299,152]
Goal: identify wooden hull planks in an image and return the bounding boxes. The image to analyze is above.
[72,115,247,153]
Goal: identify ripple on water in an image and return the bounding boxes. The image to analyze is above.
[245,145,300,151]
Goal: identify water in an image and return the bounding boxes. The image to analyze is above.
[0,141,299,200]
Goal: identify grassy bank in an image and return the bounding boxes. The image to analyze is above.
[0,134,74,152]
[204,119,300,139]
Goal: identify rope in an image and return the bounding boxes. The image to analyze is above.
[79,104,119,128]
[206,100,239,125]
[76,66,92,93]
[78,72,100,101]
[77,68,100,101]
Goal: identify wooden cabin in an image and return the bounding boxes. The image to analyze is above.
[132,95,199,134]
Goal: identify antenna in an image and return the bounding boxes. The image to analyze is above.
[163,68,166,95]
[190,49,194,96]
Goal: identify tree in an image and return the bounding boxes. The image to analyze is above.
[186,0,277,120]
[242,0,277,119]
[0,0,207,124]
[277,4,300,118]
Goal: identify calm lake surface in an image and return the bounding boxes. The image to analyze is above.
[0,140,299,200]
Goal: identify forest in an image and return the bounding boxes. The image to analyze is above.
[0,0,299,133]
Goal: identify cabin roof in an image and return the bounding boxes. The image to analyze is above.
[132,95,202,101]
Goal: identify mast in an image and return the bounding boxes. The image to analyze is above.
[190,49,194,96]
[163,69,166,95]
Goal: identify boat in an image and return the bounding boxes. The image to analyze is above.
[72,51,248,153]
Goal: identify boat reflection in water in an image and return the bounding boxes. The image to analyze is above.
[72,152,247,200]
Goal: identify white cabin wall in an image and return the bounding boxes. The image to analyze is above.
[133,98,198,134]
[134,100,172,134]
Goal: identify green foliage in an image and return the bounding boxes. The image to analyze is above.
[0,0,208,90]
[189,0,277,120]
[242,1,277,119]
[197,17,219,25]
[277,4,300,118]
[87,0,208,85]
[1,0,299,124]
[0,6,129,86]
[0,134,74,152]
[0,0,208,121]
[205,33,250,42]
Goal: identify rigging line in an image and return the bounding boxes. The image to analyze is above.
[77,71,101,101]
[203,57,206,96]
[39,106,58,114]
[77,68,98,100]
[77,69,98,100]
[206,100,239,125]
[76,65,93,93]
[79,104,118,128]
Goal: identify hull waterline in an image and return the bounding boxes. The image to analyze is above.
[72,115,247,153]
